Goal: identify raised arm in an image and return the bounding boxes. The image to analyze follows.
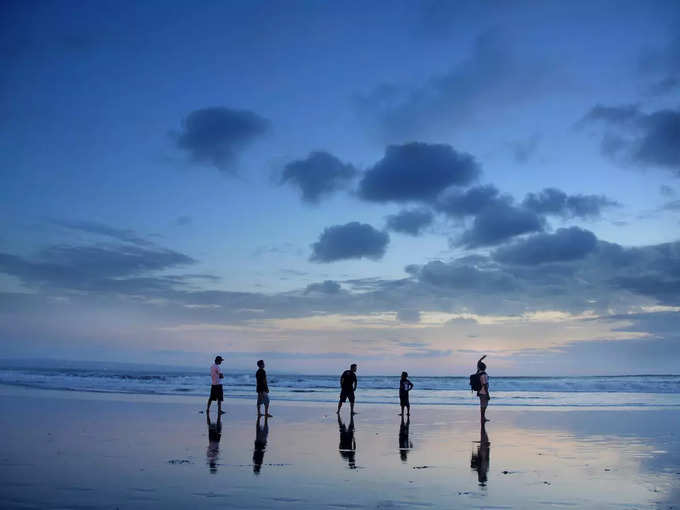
[478,354,487,365]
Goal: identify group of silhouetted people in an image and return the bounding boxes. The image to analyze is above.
[205,355,491,481]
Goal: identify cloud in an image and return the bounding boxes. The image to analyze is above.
[280,151,357,203]
[355,30,550,141]
[310,222,389,262]
[175,216,192,226]
[510,134,541,164]
[522,188,618,219]
[396,309,421,323]
[660,185,675,198]
[435,185,505,217]
[385,208,434,236]
[175,107,270,172]
[493,227,598,265]
[457,201,545,248]
[418,259,518,292]
[53,220,157,246]
[581,105,680,176]
[0,243,195,293]
[305,280,342,294]
[358,142,480,202]
[639,34,680,97]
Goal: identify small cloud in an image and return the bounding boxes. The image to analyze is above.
[522,188,618,219]
[54,220,153,246]
[358,142,479,203]
[435,185,505,217]
[281,151,357,203]
[174,107,270,172]
[510,134,540,164]
[310,222,389,262]
[385,208,434,236]
[660,185,675,197]
[457,202,544,248]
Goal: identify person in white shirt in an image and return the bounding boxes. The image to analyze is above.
[476,355,490,422]
[207,355,225,415]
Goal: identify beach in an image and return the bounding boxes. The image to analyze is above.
[1,385,679,509]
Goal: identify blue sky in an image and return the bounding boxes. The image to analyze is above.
[1,0,679,374]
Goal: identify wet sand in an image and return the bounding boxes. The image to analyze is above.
[1,385,678,509]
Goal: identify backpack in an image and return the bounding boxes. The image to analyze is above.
[469,373,482,392]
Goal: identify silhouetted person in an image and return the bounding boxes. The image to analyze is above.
[398,414,412,462]
[207,355,225,415]
[476,355,490,422]
[337,363,358,415]
[338,414,356,469]
[470,421,490,486]
[253,415,269,474]
[399,371,414,416]
[256,359,272,417]
[206,413,222,474]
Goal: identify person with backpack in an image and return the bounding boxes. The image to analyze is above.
[474,355,490,422]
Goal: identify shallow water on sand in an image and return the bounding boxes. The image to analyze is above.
[0,386,679,509]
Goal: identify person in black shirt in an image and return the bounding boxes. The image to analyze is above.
[256,359,272,417]
[337,363,358,415]
[399,371,414,416]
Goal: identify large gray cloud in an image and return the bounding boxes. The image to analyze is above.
[522,188,618,219]
[281,151,357,203]
[457,201,545,248]
[493,227,598,265]
[385,208,434,236]
[358,142,479,202]
[581,105,680,176]
[175,107,270,172]
[310,222,390,262]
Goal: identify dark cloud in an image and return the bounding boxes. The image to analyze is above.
[175,107,270,172]
[0,244,195,293]
[358,142,479,202]
[581,105,680,176]
[281,151,357,203]
[457,202,545,248]
[522,188,618,219]
[305,280,342,294]
[493,227,598,265]
[355,30,550,141]
[418,260,517,292]
[385,208,434,236]
[54,220,153,246]
[639,34,680,97]
[310,222,389,263]
[435,185,505,217]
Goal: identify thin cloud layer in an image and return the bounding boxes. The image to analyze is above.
[281,151,357,203]
[305,280,342,294]
[358,142,479,202]
[175,107,270,172]
[385,208,434,236]
[310,222,390,263]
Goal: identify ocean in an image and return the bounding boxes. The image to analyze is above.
[1,365,679,407]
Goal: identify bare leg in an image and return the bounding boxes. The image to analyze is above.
[265,402,271,417]
[218,401,224,414]
[350,401,356,415]
[406,404,410,416]
[337,400,342,414]
[207,398,212,412]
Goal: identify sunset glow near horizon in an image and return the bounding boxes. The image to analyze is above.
[1,1,679,375]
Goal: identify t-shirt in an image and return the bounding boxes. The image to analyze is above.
[478,372,488,395]
[256,368,268,393]
[341,370,357,391]
[211,364,222,386]
[399,379,413,394]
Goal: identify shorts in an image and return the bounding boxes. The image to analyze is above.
[399,392,410,407]
[257,392,270,406]
[339,389,355,404]
[209,385,224,402]
[478,394,489,408]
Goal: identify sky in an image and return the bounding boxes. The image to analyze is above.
[1,0,679,375]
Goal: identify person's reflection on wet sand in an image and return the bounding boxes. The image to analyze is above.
[470,421,490,486]
[206,413,222,474]
[338,414,356,469]
[398,414,412,462]
[253,415,269,474]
